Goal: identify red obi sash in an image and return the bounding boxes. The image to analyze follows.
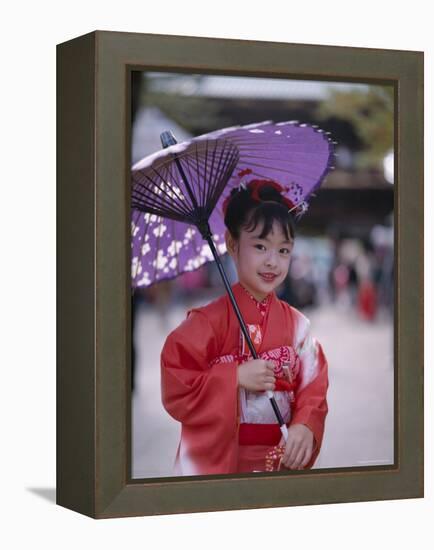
[238,423,282,446]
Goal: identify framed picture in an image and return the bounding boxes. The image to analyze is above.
[57,30,423,519]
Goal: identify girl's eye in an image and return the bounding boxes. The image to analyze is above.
[280,248,291,255]
[255,244,266,250]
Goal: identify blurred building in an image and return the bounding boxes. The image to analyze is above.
[132,72,394,242]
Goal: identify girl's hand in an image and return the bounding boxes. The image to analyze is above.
[237,359,276,392]
[278,424,314,470]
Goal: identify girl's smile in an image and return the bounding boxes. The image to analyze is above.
[259,272,278,282]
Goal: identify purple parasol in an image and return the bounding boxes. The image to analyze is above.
[131,120,335,288]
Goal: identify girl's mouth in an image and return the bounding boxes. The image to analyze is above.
[259,273,278,282]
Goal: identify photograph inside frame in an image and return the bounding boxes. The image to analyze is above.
[130,70,394,479]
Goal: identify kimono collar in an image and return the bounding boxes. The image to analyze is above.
[231,281,275,325]
[239,283,271,319]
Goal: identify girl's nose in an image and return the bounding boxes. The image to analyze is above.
[265,251,278,267]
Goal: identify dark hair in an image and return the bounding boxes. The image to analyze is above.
[224,183,296,241]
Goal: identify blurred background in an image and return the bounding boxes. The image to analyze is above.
[130,71,394,479]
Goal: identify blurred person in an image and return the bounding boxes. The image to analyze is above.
[347,262,359,306]
[276,273,297,306]
[160,179,328,475]
[355,251,378,321]
[370,224,394,317]
[332,262,350,309]
[357,277,378,321]
[289,254,317,309]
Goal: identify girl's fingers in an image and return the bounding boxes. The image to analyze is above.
[282,439,295,467]
[286,443,300,468]
[288,446,306,469]
[266,362,275,373]
[264,373,275,391]
[299,446,312,468]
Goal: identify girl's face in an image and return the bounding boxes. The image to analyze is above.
[225,220,294,302]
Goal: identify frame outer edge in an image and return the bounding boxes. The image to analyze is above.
[94,30,130,516]
[56,31,97,518]
[397,50,424,498]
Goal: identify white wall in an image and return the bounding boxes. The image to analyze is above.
[2,1,432,548]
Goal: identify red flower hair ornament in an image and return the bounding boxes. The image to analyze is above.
[222,168,306,217]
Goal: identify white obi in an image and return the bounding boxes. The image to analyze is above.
[238,387,292,424]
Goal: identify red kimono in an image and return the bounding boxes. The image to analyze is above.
[160,281,328,476]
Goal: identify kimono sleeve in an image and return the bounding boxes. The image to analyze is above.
[160,308,239,430]
[290,311,329,467]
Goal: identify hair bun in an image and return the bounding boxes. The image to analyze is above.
[253,183,282,202]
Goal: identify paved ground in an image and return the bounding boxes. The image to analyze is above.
[132,294,394,478]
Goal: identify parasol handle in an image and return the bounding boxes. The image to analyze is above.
[203,230,288,440]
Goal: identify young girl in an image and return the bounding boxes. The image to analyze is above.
[160,178,329,476]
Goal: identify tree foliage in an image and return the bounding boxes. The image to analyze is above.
[316,86,394,170]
